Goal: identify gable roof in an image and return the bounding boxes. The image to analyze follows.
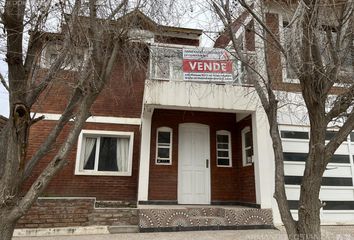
[121,10,203,36]
[61,9,202,40]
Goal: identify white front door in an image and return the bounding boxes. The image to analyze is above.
[178,123,210,204]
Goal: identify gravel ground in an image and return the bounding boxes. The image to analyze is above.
[13,226,354,240]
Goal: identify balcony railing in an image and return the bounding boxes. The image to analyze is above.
[148,46,254,85]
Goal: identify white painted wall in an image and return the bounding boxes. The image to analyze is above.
[137,108,153,202]
[143,80,260,112]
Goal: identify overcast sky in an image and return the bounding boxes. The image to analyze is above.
[0,1,220,118]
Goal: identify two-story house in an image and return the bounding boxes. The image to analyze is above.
[17,2,354,235]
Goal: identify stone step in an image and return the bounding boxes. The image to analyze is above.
[186,208,225,217]
[108,225,139,234]
[189,216,228,226]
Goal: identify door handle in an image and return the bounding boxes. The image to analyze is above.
[206,159,209,168]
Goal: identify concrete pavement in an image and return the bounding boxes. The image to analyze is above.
[13,226,354,240]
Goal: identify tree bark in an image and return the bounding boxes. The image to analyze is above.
[0,210,16,240]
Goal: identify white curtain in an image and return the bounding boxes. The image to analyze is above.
[83,137,96,169]
[116,138,129,172]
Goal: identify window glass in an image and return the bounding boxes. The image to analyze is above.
[245,131,252,147]
[158,147,170,159]
[156,127,172,164]
[79,133,131,175]
[150,48,182,81]
[216,131,232,167]
[280,131,309,139]
[283,23,298,79]
[83,137,96,170]
[98,137,118,172]
[283,22,353,80]
[242,127,253,166]
[158,131,171,144]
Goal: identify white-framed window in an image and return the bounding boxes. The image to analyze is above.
[42,42,87,71]
[216,130,232,167]
[281,20,354,83]
[156,127,173,165]
[75,130,134,176]
[150,47,183,81]
[242,126,253,166]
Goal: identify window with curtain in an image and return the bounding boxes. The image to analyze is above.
[156,127,172,165]
[77,131,133,176]
[242,127,253,166]
[216,130,232,167]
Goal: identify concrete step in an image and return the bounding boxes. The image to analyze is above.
[108,225,139,234]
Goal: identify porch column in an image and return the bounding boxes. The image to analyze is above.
[252,109,274,208]
[138,107,153,202]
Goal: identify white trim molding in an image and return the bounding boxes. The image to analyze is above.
[33,113,141,125]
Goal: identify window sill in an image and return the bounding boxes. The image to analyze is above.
[242,163,253,167]
[216,165,233,168]
[75,170,132,177]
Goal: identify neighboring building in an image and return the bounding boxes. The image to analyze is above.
[18,4,354,234]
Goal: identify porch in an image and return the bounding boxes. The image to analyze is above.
[138,204,273,232]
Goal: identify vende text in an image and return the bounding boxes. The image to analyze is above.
[183,60,232,73]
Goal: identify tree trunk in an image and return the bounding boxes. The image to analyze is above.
[296,155,323,240]
[0,210,16,240]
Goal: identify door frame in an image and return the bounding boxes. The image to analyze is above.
[177,123,211,204]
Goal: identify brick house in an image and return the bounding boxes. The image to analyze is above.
[18,4,354,234]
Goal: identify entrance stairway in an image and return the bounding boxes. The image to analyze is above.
[139,206,273,232]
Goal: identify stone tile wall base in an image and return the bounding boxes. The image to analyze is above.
[139,207,273,231]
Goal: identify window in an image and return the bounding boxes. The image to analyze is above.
[156,127,172,165]
[75,130,134,176]
[43,42,86,70]
[216,130,232,167]
[280,130,309,140]
[242,127,253,166]
[283,22,298,80]
[150,47,183,81]
[283,22,354,81]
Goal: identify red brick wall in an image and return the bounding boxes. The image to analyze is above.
[16,198,138,229]
[265,13,283,84]
[235,115,256,203]
[24,121,141,201]
[33,58,147,118]
[148,109,256,203]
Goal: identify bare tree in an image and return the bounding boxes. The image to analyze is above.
[211,0,354,239]
[0,0,177,238]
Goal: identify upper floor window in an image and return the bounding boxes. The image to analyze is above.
[216,130,232,167]
[283,22,353,81]
[156,127,173,165]
[42,42,86,71]
[75,130,134,176]
[242,127,253,166]
[150,47,183,81]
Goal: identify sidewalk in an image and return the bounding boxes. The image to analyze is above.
[13,226,354,240]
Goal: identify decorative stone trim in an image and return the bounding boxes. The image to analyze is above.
[139,207,273,231]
